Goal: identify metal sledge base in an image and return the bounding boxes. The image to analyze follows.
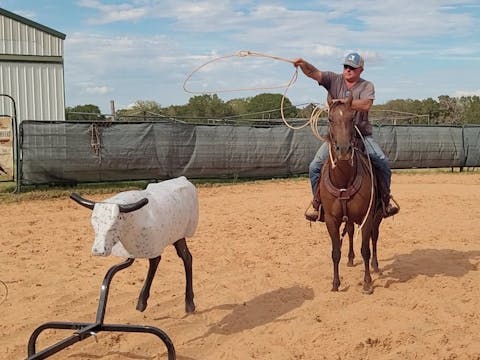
[26,258,176,360]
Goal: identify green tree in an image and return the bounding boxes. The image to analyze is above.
[460,96,480,124]
[438,95,463,124]
[126,100,163,114]
[116,100,165,121]
[66,104,105,120]
[296,103,322,119]
[226,98,249,116]
[245,93,296,119]
[183,94,235,118]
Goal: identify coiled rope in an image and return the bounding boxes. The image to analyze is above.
[184,50,377,236]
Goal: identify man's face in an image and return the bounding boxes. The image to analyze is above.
[343,65,363,82]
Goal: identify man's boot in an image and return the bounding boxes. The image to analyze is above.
[383,195,400,218]
[305,198,324,222]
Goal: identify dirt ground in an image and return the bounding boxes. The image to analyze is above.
[1,172,480,360]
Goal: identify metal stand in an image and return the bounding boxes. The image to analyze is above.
[26,258,176,360]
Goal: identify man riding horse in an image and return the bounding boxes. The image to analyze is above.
[293,52,399,221]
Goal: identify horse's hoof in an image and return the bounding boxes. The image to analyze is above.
[185,301,196,313]
[362,285,373,295]
[136,300,147,312]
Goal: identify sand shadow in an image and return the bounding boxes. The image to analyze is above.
[69,351,198,360]
[379,248,480,287]
[68,351,154,359]
[188,285,314,343]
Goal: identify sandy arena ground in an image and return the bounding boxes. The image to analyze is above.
[1,172,480,360]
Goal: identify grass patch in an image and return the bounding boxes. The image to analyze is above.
[1,168,476,204]
[0,175,309,204]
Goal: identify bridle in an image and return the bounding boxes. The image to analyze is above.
[324,104,375,230]
[327,104,356,169]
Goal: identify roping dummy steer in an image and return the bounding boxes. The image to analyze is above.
[70,176,198,313]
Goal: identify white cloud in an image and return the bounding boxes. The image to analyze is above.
[83,85,113,95]
[59,0,480,110]
[78,0,147,24]
[454,89,480,97]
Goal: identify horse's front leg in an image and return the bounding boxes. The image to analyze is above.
[136,256,161,312]
[370,212,383,273]
[361,225,373,294]
[326,219,342,291]
[371,226,379,273]
[345,222,355,267]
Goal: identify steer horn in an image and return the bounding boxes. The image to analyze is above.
[70,193,95,210]
[70,192,149,213]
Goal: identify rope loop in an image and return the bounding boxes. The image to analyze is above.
[184,50,329,140]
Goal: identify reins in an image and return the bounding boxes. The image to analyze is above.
[184,51,375,235]
[353,125,375,231]
[327,124,375,241]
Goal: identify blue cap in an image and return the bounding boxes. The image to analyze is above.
[343,52,364,68]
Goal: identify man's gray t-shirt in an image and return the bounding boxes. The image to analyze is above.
[319,71,375,136]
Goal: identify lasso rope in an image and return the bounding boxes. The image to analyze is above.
[185,51,379,236]
[183,50,297,94]
[184,50,328,141]
[339,125,375,246]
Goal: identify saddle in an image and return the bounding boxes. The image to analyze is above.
[314,149,386,223]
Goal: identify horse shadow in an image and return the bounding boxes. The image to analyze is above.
[378,248,480,288]
[188,285,314,343]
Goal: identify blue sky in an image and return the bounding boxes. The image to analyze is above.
[2,0,480,114]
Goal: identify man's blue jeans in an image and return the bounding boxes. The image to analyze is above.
[309,136,391,198]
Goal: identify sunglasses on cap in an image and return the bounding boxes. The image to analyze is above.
[343,65,358,71]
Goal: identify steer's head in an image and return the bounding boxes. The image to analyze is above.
[70,193,149,257]
[91,203,122,256]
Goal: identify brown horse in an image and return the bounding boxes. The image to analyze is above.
[317,96,383,294]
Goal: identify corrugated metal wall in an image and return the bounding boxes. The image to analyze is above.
[0,62,65,121]
[0,9,65,121]
[0,14,63,56]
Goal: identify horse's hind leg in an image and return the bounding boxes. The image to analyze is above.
[137,256,161,312]
[174,238,195,313]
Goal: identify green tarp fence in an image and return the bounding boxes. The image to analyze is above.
[18,121,479,185]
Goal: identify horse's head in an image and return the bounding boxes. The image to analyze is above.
[327,95,355,161]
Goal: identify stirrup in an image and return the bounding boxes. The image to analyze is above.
[304,201,324,222]
[383,195,400,218]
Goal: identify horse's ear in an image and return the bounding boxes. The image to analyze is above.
[346,93,353,108]
[327,94,333,107]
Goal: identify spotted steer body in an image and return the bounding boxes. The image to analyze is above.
[71,176,198,313]
[91,176,198,258]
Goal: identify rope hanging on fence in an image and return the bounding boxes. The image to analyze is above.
[183,50,328,141]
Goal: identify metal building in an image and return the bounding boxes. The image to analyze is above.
[0,7,66,122]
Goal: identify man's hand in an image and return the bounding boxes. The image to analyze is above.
[293,58,322,81]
